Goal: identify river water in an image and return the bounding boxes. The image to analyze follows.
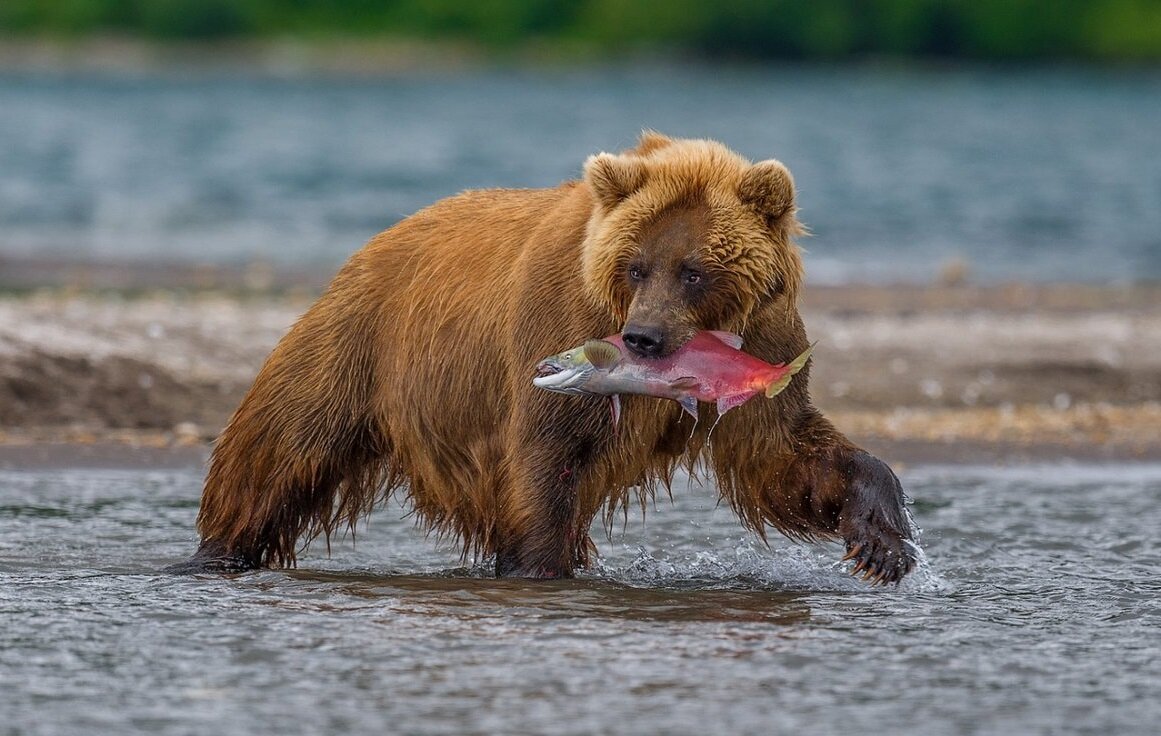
[1,64,1159,283]
[1,462,1159,735]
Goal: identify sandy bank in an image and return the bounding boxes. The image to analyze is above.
[1,282,1159,465]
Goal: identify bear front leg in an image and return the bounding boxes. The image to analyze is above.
[780,413,916,584]
[494,397,604,578]
[798,443,914,582]
[714,408,916,585]
[495,443,594,578]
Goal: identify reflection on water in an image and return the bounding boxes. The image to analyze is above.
[2,463,1161,735]
[1,65,1159,283]
[276,570,812,625]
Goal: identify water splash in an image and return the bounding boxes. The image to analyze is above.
[592,536,951,594]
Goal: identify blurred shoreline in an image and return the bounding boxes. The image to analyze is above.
[0,37,490,77]
[1,256,1158,469]
[2,37,1159,78]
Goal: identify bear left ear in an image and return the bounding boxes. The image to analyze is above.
[738,159,796,225]
[584,152,648,211]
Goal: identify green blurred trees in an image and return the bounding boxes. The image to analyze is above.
[1,0,1159,61]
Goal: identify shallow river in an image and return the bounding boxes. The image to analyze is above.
[2,461,1159,735]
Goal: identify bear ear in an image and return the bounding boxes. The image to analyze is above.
[584,152,648,211]
[738,159,796,225]
[632,130,673,156]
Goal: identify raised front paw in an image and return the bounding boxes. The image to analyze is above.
[840,522,915,585]
[838,451,917,585]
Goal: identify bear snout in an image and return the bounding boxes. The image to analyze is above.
[622,324,667,358]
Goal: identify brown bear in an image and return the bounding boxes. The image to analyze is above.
[173,132,916,584]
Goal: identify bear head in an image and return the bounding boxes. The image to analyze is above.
[581,131,804,358]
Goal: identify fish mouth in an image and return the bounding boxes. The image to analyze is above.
[535,358,564,377]
[532,360,591,392]
[532,358,569,389]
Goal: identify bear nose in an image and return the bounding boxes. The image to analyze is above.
[622,325,666,358]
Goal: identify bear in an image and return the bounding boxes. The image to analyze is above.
[172,132,916,584]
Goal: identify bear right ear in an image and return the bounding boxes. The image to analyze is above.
[584,153,648,211]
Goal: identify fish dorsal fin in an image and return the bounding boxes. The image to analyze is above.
[668,376,700,391]
[765,342,816,398]
[583,339,621,369]
[716,392,756,416]
[709,331,744,350]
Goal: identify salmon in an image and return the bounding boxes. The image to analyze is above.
[533,331,813,424]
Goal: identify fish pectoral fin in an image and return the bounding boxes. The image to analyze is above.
[609,395,622,427]
[708,330,744,350]
[583,339,620,369]
[765,342,816,398]
[669,378,701,419]
[716,392,756,415]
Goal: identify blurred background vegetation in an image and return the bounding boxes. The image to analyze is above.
[1,0,1159,62]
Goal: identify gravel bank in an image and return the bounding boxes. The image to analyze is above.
[2,283,1158,461]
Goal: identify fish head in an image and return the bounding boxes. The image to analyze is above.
[532,339,622,395]
[533,347,594,394]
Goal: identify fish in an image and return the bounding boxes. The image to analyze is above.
[532,330,814,425]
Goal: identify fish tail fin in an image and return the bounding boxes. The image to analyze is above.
[765,342,816,398]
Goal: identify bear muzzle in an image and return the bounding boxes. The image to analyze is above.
[621,324,668,358]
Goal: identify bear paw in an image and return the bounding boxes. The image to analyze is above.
[836,450,917,585]
[840,525,916,586]
[162,538,257,575]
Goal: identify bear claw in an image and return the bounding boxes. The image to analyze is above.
[842,536,914,586]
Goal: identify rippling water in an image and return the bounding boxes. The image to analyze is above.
[2,462,1160,735]
[1,65,1159,282]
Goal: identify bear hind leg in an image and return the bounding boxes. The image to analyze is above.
[167,395,396,574]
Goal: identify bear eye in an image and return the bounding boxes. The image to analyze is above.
[683,270,703,286]
[628,266,646,282]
